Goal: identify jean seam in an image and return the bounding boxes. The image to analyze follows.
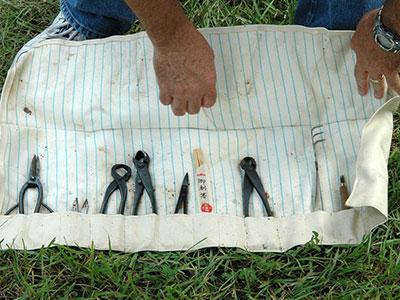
[304,0,318,27]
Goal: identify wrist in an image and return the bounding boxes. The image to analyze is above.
[381,1,400,36]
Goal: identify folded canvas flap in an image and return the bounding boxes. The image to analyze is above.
[0,25,397,252]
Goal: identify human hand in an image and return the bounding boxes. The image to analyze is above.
[351,9,400,99]
[153,24,217,116]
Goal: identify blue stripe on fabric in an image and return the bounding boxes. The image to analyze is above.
[109,42,119,212]
[237,32,262,217]
[292,32,315,212]
[227,33,254,214]
[227,33,250,155]
[217,33,240,216]
[100,43,109,211]
[33,48,44,157]
[329,38,356,186]
[23,49,36,213]
[209,35,228,214]
[71,46,80,207]
[128,41,136,161]
[247,32,274,216]
[143,38,157,215]
[119,42,127,164]
[81,45,89,201]
[312,34,338,211]
[135,39,148,213]
[62,47,72,211]
[177,116,186,214]
[166,105,178,213]
[43,46,52,207]
[6,126,12,211]
[90,45,99,211]
[52,46,62,211]
[186,113,200,213]
[195,115,202,215]
[273,31,300,215]
[283,31,310,214]
[264,32,287,216]
[155,84,168,214]
[338,36,362,139]
[205,107,218,214]
[302,33,332,211]
[255,32,275,212]
[9,58,25,211]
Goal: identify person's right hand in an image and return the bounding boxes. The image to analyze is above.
[152,24,217,116]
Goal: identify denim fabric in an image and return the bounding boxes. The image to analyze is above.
[60,0,385,39]
[294,0,385,30]
[60,0,136,38]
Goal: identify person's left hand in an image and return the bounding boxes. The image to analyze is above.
[351,9,400,99]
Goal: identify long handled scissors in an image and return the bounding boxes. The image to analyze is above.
[5,155,53,215]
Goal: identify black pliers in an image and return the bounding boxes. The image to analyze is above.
[100,164,131,214]
[240,157,273,217]
[6,155,53,215]
[132,151,157,215]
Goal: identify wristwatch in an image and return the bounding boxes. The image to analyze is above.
[373,6,400,53]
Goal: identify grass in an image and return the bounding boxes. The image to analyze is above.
[0,0,399,299]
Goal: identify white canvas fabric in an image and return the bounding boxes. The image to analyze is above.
[0,25,398,252]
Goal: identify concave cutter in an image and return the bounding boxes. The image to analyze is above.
[132,151,157,215]
[240,157,273,217]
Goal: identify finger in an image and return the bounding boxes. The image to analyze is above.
[158,84,172,106]
[385,72,400,95]
[202,88,217,108]
[369,74,386,99]
[187,98,201,115]
[171,96,187,116]
[354,64,369,96]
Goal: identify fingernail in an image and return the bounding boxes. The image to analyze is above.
[374,91,382,99]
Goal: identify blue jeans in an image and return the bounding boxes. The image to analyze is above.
[60,0,384,38]
[294,0,384,30]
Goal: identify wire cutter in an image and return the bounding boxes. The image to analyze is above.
[174,173,189,214]
[240,157,273,217]
[5,155,53,215]
[132,151,157,215]
[100,164,131,214]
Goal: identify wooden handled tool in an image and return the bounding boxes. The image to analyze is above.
[193,149,214,213]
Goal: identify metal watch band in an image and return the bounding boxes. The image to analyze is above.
[373,6,400,54]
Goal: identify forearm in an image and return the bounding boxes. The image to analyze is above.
[124,0,192,47]
[381,0,400,35]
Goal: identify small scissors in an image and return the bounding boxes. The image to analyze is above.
[5,155,53,215]
[100,164,131,214]
[174,173,189,214]
[72,198,89,214]
[240,157,273,217]
[132,151,157,215]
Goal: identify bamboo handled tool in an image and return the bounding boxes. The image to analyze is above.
[193,149,214,213]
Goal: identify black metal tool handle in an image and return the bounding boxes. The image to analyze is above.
[240,157,273,217]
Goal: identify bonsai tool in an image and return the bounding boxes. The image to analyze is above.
[174,173,189,214]
[311,125,325,211]
[5,155,53,215]
[100,164,131,214]
[132,151,157,215]
[240,157,273,217]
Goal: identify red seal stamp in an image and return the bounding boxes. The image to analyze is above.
[201,203,213,213]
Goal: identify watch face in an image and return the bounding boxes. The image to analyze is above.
[376,33,393,50]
